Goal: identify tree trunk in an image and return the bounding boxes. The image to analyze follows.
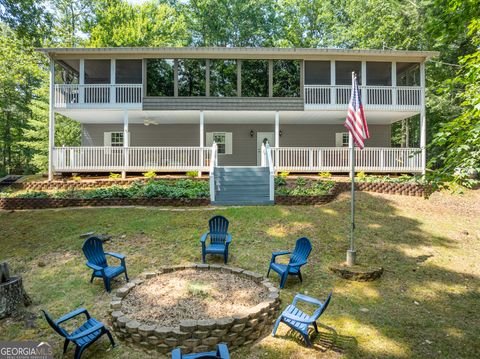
[0,263,31,319]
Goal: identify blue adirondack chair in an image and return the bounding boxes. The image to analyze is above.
[267,237,312,288]
[272,292,332,347]
[172,343,230,359]
[42,308,115,359]
[82,236,128,292]
[200,216,232,264]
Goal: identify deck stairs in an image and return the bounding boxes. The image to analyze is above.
[211,166,273,206]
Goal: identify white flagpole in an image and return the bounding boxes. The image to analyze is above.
[347,71,357,266]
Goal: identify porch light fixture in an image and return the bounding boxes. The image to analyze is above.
[279,130,283,137]
[250,130,254,137]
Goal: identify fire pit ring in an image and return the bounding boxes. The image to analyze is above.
[109,265,280,355]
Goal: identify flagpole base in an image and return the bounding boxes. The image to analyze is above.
[346,250,356,267]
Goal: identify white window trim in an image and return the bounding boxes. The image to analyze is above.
[206,131,232,155]
[335,132,349,147]
[104,131,127,147]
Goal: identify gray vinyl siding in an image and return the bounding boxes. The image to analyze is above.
[82,124,198,147]
[143,97,304,111]
[82,123,391,166]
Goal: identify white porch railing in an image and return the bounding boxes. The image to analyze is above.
[272,147,422,173]
[54,84,143,108]
[304,85,421,110]
[52,147,211,172]
[209,142,218,202]
[263,142,275,201]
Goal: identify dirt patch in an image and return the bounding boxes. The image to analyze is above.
[121,269,269,327]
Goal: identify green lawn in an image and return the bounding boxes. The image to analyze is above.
[0,190,479,359]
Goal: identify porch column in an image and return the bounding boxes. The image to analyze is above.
[199,111,204,177]
[122,109,129,179]
[48,59,55,181]
[391,61,397,106]
[274,111,280,170]
[330,60,336,104]
[110,59,116,104]
[361,61,367,104]
[79,59,85,104]
[420,62,426,175]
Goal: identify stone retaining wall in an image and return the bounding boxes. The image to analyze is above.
[109,265,280,355]
[337,181,429,197]
[0,197,209,210]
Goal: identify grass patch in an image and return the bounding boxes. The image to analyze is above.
[0,190,479,358]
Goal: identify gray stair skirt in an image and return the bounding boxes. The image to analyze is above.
[212,166,273,206]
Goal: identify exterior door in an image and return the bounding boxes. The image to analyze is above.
[256,132,275,165]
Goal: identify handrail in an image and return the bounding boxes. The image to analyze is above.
[209,142,217,202]
[265,142,275,201]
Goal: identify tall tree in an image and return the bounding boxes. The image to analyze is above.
[180,0,278,46]
[0,23,42,175]
[88,0,188,47]
[0,0,52,46]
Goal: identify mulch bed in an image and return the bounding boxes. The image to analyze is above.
[121,269,269,327]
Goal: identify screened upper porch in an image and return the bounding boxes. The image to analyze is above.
[52,56,424,112]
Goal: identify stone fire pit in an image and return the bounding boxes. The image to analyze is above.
[109,264,280,354]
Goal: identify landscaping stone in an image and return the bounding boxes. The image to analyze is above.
[197,319,216,331]
[196,264,209,270]
[180,319,197,332]
[110,300,122,310]
[154,326,174,338]
[193,330,210,339]
[231,323,246,333]
[215,317,234,329]
[126,320,140,333]
[138,324,155,336]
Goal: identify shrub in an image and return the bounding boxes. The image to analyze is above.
[109,172,122,179]
[356,171,367,181]
[143,170,157,179]
[276,180,335,196]
[318,172,332,178]
[9,180,210,200]
[295,177,307,186]
[274,176,286,187]
[279,171,290,178]
[71,176,81,182]
[186,171,198,178]
[15,191,49,198]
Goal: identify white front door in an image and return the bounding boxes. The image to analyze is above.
[256,132,275,165]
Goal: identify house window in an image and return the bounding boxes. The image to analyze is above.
[213,133,226,154]
[335,132,349,147]
[110,132,124,147]
[206,132,232,154]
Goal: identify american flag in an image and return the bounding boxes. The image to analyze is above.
[344,73,369,149]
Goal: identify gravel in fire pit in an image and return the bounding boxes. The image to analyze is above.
[121,269,269,327]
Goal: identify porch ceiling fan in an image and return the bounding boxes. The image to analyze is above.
[143,118,159,126]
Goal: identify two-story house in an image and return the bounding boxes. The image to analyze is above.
[38,47,437,204]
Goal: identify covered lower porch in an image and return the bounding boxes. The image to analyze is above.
[50,110,425,176]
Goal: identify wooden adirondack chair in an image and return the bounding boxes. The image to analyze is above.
[171,343,230,359]
[200,216,232,264]
[267,237,312,289]
[42,308,115,359]
[272,292,332,347]
[82,236,128,292]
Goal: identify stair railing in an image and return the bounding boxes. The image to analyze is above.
[265,141,275,201]
[209,142,217,202]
